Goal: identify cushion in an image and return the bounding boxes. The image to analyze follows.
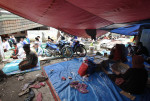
[78,63,88,76]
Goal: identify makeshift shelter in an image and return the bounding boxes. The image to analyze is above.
[1,0,150,38]
[1,1,150,101]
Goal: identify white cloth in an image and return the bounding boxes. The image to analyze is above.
[2,41,11,50]
[39,38,42,43]
[68,37,72,43]
[35,41,41,46]
[17,48,25,59]
[17,48,26,59]
[19,41,24,47]
[17,43,25,59]
[17,43,23,48]
[36,47,43,56]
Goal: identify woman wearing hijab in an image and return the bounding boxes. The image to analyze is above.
[111,44,128,62]
[108,55,148,94]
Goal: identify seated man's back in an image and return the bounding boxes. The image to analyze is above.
[19,44,38,71]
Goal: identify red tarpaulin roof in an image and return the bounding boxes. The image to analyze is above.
[0,0,150,37]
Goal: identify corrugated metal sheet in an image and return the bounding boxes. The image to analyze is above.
[0,19,42,35]
[0,9,43,35]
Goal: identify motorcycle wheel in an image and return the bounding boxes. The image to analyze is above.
[61,47,73,58]
[45,49,53,57]
[75,46,87,57]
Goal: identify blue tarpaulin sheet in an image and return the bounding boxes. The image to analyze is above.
[110,23,150,36]
[43,58,150,101]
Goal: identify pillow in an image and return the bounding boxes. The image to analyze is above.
[78,63,88,76]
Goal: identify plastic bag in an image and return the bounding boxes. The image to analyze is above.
[2,62,19,74]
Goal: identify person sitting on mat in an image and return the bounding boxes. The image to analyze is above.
[107,55,148,94]
[96,44,128,72]
[33,43,43,56]
[109,44,128,62]
[19,44,38,71]
[135,42,148,56]
[10,43,18,59]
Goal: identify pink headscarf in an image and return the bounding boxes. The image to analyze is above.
[113,44,127,62]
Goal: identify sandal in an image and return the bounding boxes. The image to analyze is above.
[24,88,35,101]
[18,88,30,97]
[22,80,36,91]
[39,82,46,86]
[30,84,41,89]
[36,76,48,82]
[36,92,42,101]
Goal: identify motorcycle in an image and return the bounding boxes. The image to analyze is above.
[45,40,87,58]
[45,40,73,58]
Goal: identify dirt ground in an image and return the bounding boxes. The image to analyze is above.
[0,59,65,101]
